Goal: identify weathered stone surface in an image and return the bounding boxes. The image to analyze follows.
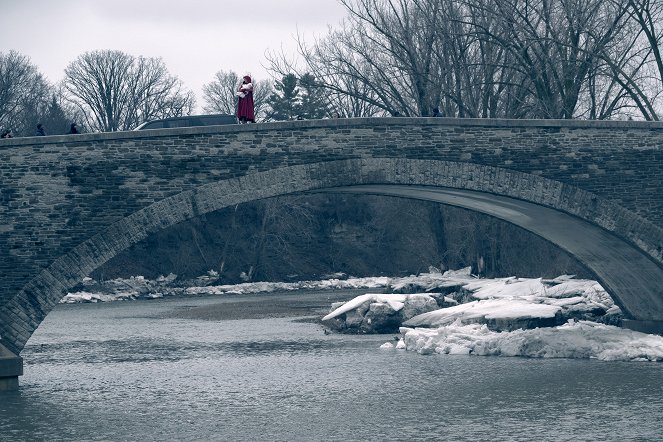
[0,342,22,391]
[1,117,662,353]
[344,309,365,329]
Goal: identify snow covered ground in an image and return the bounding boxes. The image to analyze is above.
[62,267,476,303]
[62,273,393,303]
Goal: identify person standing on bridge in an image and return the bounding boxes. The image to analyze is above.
[236,75,255,124]
[68,123,79,134]
[35,123,46,136]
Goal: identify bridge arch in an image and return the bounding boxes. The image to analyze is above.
[1,157,662,355]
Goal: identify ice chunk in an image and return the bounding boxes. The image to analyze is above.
[322,293,408,321]
[402,320,663,361]
[404,298,561,327]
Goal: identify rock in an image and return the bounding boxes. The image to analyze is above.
[355,301,371,317]
[401,294,439,321]
[324,316,347,332]
[345,309,365,328]
[428,292,460,308]
[361,303,402,333]
[369,301,396,316]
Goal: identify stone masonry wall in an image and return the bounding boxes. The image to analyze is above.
[0,117,661,352]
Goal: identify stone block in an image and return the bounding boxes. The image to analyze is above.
[0,342,22,391]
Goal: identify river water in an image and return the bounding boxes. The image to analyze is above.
[1,290,662,441]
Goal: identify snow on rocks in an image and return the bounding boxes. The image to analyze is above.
[322,293,449,333]
[323,271,620,334]
[61,274,180,303]
[403,298,562,331]
[61,268,468,304]
[396,320,663,362]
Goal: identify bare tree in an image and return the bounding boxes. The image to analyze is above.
[244,196,317,281]
[0,51,55,136]
[203,70,273,121]
[597,0,663,120]
[63,50,195,132]
[269,0,649,120]
[268,0,449,117]
[465,0,630,119]
[203,70,241,115]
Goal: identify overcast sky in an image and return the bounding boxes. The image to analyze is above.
[1,0,348,109]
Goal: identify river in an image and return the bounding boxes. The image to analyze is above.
[1,290,662,441]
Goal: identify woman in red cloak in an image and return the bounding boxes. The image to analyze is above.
[237,75,255,123]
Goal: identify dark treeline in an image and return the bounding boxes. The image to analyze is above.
[93,194,590,283]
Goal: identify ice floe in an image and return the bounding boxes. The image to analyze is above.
[396,320,663,362]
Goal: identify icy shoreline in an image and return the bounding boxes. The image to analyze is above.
[62,272,394,304]
[63,268,663,362]
[322,267,621,332]
[61,267,481,304]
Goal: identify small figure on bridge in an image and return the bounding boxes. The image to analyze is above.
[35,123,46,136]
[236,75,255,124]
[68,123,79,134]
[432,107,443,117]
[1,129,13,138]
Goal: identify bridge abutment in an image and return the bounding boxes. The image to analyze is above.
[0,343,23,391]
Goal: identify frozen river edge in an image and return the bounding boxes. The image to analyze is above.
[63,268,663,362]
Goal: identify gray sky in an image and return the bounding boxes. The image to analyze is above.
[1,0,347,108]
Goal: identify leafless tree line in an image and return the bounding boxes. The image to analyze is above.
[0,51,75,136]
[0,49,197,135]
[0,50,274,136]
[63,50,196,132]
[5,0,663,137]
[268,0,663,120]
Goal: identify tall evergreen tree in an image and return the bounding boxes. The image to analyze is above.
[266,73,300,121]
[298,73,328,119]
[41,95,73,135]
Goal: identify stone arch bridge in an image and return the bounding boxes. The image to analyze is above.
[0,118,662,387]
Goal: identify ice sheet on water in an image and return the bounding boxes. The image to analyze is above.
[396,320,663,362]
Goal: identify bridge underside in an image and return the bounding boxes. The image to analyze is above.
[1,159,663,361]
[318,185,663,333]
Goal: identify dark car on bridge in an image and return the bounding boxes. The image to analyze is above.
[134,114,237,130]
